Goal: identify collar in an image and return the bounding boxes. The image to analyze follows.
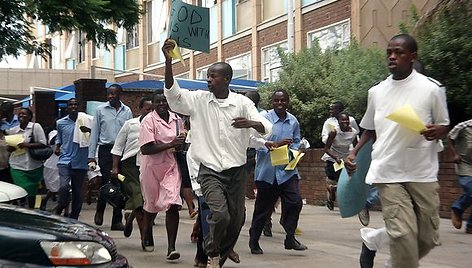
[105,101,125,111]
[268,109,291,123]
[208,91,238,107]
[151,110,179,124]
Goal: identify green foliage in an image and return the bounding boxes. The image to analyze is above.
[415,0,472,125]
[399,5,420,33]
[258,41,388,148]
[0,0,142,60]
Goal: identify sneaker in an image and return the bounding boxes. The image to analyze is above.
[326,200,334,211]
[166,250,180,260]
[358,208,370,226]
[207,256,220,268]
[451,209,463,229]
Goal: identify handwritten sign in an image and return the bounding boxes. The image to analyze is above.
[168,0,210,53]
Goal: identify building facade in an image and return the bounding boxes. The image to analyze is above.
[19,0,440,90]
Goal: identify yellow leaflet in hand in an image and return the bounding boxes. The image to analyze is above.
[168,39,186,67]
[285,149,305,171]
[117,174,126,182]
[270,145,289,166]
[333,159,344,172]
[386,104,426,133]
[5,134,24,148]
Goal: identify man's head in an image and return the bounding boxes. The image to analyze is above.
[387,34,418,80]
[207,62,232,95]
[329,101,344,118]
[139,96,153,118]
[337,111,351,131]
[67,98,79,121]
[107,84,123,107]
[0,102,14,119]
[245,91,260,107]
[271,89,289,115]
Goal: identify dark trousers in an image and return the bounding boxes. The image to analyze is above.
[57,165,86,219]
[97,144,123,225]
[195,196,211,263]
[197,164,247,260]
[249,176,302,243]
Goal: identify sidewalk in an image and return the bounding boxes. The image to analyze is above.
[77,199,470,268]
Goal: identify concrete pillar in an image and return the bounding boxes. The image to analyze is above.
[73,79,107,113]
[32,91,55,131]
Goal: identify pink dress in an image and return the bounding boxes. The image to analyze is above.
[139,111,183,213]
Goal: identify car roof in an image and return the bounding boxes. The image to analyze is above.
[0,181,27,202]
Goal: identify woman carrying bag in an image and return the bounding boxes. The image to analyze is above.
[5,108,48,208]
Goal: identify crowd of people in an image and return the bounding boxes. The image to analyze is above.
[0,33,469,268]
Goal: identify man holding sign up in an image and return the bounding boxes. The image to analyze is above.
[162,33,272,267]
[345,34,449,268]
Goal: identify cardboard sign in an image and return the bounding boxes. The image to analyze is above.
[168,0,210,53]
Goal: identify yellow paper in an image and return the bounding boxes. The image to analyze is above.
[117,174,126,182]
[386,104,426,132]
[270,145,289,166]
[285,149,305,170]
[328,122,336,132]
[168,39,186,67]
[34,195,42,209]
[333,159,344,172]
[5,134,24,148]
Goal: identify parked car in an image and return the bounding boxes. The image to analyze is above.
[0,181,27,203]
[0,182,129,267]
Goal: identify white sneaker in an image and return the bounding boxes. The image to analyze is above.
[207,256,220,268]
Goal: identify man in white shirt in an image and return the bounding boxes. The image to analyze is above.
[346,34,449,268]
[321,101,359,144]
[162,40,272,268]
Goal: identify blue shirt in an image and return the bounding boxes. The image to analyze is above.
[255,109,301,185]
[0,115,19,131]
[88,101,133,158]
[56,115,89,170]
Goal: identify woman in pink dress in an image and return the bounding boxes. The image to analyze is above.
[139,91,185,260]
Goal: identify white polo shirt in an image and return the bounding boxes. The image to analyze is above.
[164,81,272,173]
[361,70,449,184]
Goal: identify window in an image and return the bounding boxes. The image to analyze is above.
[126,25,139,49]
[226,53,252,79]
[261,42,288,83]
[147,0,164,43]
[197,65,210,80]
[308,19,350,51]
[197,0,216,7]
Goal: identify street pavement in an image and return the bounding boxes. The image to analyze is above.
[76,199,471,268]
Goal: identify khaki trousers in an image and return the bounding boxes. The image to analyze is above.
[376,182,441,268]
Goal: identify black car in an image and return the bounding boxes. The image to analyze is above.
[0,204,129,267]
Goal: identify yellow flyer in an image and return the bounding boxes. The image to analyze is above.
[386,104,426,132]
[270,145,289,166]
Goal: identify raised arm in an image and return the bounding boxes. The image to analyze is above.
[162,39,175,89]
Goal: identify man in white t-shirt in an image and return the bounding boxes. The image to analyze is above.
[346,34,449,268]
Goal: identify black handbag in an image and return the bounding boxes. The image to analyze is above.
[99,182,128,208]
[28,123,53,161]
